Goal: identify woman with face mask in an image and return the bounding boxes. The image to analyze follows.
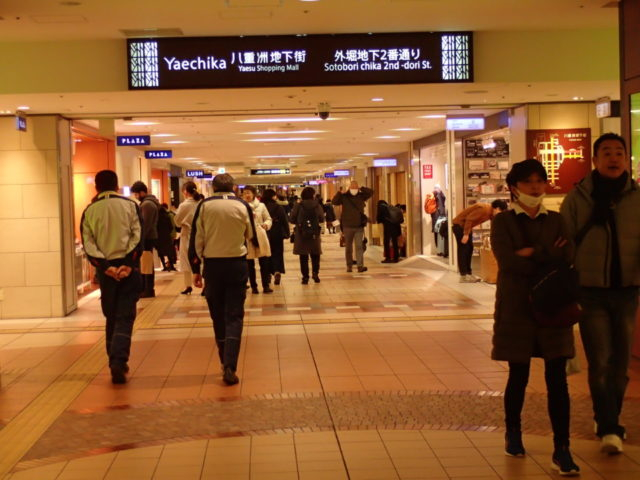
[490,159,580,476]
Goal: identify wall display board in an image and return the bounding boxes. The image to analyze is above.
[525,129,591,194]
[127,32,472,90]
[463,130,511,253]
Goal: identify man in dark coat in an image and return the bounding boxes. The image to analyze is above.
[290,187,325,284]
[332,181,373,272]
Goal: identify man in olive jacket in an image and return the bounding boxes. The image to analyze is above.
[332,181,373,272]
[560,133,640,454]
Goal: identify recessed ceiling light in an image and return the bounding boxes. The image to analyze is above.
[371,97,384,102]
[16,105,30,110]
[359,153,379,156]
[392,128,419,132]
[572,96,584,101]
[181,157,200,160]
[419,114,446,119]
[242,130,326,135]
[237,117,338,123]
[245,138,318,142]
[252,154,309,158]
[163,140,188,144]
[376,135,400,139]
[125,121,159,126]
[152,133,177,137]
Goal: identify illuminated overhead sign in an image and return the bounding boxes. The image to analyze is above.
[144,150,172,159]
[308,180,320,185]
[15,115,27,132]
[324,172,336,178]
[250,168,291,175]
[117,135,151,146]
[334,170,350,176]
[445,116,484,131]
[373,158,398,167]
[186,169,205,178]
[128,31,473,90]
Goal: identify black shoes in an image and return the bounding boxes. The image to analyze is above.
[251,287,259,294]
[505,431,526,457]
[139,290,155,298]
[274,273,281,285]
[346,267,353,272]
[223,367,239,385]
[263,287,274,294]
[381,259,394,263]
[312,274,320,283]
[301,277,309,285]
[357,266,368,273]
[110,365,127,385]
[551,447,580,476]
[181,286,192,295]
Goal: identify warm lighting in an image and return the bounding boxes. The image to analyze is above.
[359,153,379,156]
[242,130,326,135]
[237,117,338,123]
[252,154,309,158]
[152,133,177,137]
[163,140,188,144]
[16,105,30,111]
[392,128,419,131]
[124,121,160,126]
[376,135,400,139]
[245,138,318,142]
[371,97,384,102]
[419,114,446,119]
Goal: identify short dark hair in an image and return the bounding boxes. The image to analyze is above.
[130,181,148,194]
[212,173,234,192]
[301,186,315,200]
[95,170,118,193]
[594,132,626,156]
[491,199,508,211]
[261,188,277,203]
[243,185,257,195]
[506,159,547,187]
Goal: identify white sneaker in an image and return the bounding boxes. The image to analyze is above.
[601,434,623,454]
[459,275,473,283]
[468,274,481,283]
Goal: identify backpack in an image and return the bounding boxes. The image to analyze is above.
[425,194,437,214]
[157,207,174,240]
[297,205,320,240]
[387,205,404,224]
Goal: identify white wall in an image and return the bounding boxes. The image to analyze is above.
[0,116,65,318]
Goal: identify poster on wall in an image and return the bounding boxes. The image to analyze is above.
[526,129,591,194]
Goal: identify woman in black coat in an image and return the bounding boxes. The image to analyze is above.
[261,189,289,286]
[376,200,402,263]
[491,159,579,475]
[289,187,325,284]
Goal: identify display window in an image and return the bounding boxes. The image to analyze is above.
[419,143,449,259]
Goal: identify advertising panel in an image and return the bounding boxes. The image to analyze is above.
[526,129,591,194]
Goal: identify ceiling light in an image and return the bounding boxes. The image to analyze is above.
[371,97,384,102]
[152,133,177,137]
[245,138,318,142]
[392,128,419,132]
[16,105,30,110]
[376,136,400,139]
[125,121,159,126]
[419,114,446,119]
[163,140,188,144]
[359,153,379,156]
[251,154,309,158]
[242,130,326,135]
[572,96,584,101]
[237,117,337,123]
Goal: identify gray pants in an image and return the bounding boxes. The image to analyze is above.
[343,226,365,267]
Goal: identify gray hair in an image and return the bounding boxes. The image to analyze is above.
[212,173,235,192]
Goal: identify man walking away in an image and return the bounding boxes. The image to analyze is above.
[560,133,640,454]
[189,173,258,386]
[332,180,373,272]
[131,181,160,297]
[452,200,507,282]
[81,170,143,385]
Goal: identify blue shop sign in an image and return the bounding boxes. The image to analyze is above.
[117,135,151,146]
[186,169,205,178]
[145,150,173,159]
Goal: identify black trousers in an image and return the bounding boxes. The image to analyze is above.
[299,254,320,279]
[203,257,248,372]
[383,224,399,260]
[505,358,570,448]
[98,268,140,368]
[248,257,272,289]
[452,224,473,275]
[269,237,286,274]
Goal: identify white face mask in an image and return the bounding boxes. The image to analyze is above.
[516,191,545,208]
[349,189,359,196]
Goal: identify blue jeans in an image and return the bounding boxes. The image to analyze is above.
[578,287,639,437]
[203,257,248,372]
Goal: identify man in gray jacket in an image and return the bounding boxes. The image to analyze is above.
[131,181,160,298]
[560,132,640,454]
[332,181,373,272]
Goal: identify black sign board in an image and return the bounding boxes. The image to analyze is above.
[128,31,472,90]
[145,150,173,159]
[117,135,151,146]
[250,168,291,175]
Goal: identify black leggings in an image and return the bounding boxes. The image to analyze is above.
[505,358,570,448]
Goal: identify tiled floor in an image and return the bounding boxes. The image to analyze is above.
[0,237,639,479]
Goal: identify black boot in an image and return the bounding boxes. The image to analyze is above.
[140,274,155,298]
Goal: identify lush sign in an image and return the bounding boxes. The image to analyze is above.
[186,169,205,178]
[128,32,472,90]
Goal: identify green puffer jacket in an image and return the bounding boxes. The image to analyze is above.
[560,171,640,288]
